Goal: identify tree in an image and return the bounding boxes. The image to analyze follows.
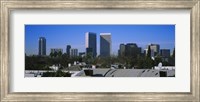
[147,46,151,58]
[58,51,62,57]
[25,56,51,70]
[154,55,162,66]
[172,48,175,58]
[144,57,154,69]
[136,56,145,69]
[50,52,54,57]
[60,53,69,67]
[54,52,58,57]
[168,57,175,66]
[84,52,94,65]
[42,70,71,77]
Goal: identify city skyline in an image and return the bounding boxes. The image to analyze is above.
[25,25,175,56]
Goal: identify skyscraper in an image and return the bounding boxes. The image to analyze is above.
[70,48,78,57]
[125,43,139,58]
[100,33,111,57]
[66,45,71,56]
[38,37,46,56]
[160,49,170,58]
[85,32,97,57]
[144,48,155,58]
[147,44,160,55]
[119,44,125,57]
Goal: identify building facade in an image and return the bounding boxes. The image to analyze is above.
[86,48,93,56]
[144,48,155,58]
[38,37,46,56]
[125,43,140,58]
[100,33,111,57]
[147,44,160,56]
[160,49,170,58]
[85,32,97,57]
[50,48,63,54]
[119,44,125,57]
[66,45,71,56]
[70,49,78,57]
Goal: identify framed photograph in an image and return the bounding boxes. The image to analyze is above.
[1,0,199,101]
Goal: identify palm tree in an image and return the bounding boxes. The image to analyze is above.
[50,52,54,57]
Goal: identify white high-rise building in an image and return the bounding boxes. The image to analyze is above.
[38,37,46,56]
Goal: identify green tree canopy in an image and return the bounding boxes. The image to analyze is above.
[147,46,151,58]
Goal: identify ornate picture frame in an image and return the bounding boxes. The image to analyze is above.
[1,0,199,101]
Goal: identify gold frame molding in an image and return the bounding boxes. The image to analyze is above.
[0,0,199,101]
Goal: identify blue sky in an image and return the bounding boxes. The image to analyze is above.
[25,25,175,56]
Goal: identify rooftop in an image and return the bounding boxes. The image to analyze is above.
[75,69,175,77]
[100,33,111,35]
